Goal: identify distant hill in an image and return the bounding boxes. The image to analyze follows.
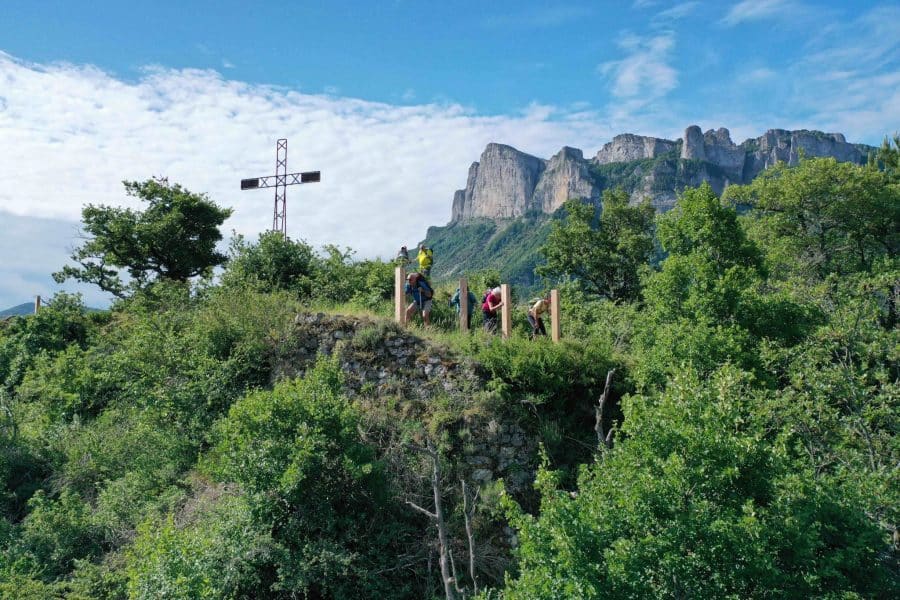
[0,302,37,317]
[0,302,103,318]
[423,125,875,289]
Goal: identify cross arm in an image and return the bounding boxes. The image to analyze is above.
[241,171,321,190]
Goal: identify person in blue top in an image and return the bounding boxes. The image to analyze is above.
[449,286,478,329]
[405,272,434,326]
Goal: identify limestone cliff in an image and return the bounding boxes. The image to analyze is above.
[532,147,600,214]
[447,126,872,223]
[453,144,546,220]
[594,133,677,164]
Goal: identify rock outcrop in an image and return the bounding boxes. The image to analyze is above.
[532,147,600,213]
[594,133,677,164]
[276,313,538,493]
[447,126,872,223]
[741,129,866,180]
[453,144,546,221]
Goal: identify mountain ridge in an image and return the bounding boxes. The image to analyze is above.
[425,126,875,290]
[448,125,873,222]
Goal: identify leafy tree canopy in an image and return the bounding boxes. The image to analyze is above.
[725,158,899,280]
[54,179,232,297]
[221,231,316,295]
[537,189,655,302]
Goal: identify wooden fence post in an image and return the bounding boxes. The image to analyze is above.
[34,295,41,314]
[459,278,469,333]
[394,266,406,326]
[550,289,561,343]
[500,284,512,339]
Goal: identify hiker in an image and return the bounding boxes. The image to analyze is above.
[450,285,478,329]
[396,245,410,268]
[405,272,434,326]
[527,293,551,339]
[482,286,503,333]
[417,244,434,277]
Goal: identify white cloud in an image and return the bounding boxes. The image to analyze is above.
[744,67,776,82]
[599,32,678,103]
[653,2,700,22]
[720,0,796,26]
[0,51,626,308]
[481,6,594,29]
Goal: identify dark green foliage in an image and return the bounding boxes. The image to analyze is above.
[0,293,93,391]
[222,231,316,295]
[498,368,895,598]
[2,148,898,597]
[208,356,417,598]
[726,158,900,280]
[53,179,232,297]
[538,189,655,301]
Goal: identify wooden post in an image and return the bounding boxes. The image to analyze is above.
[550,289,561,343]
[394,266,406,326]
[500,284,512,339]
[459,278,469,332]
[34,295,41,314]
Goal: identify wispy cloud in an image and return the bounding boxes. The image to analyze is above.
[720,0,798,26]
[793,5,900,136]
[653,1,700,23]
[599,32,678,101]
[0,51,624,308]
[481,6,594,29]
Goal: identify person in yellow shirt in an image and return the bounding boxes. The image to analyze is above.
[527,293,551,339]
[417,244,434,277]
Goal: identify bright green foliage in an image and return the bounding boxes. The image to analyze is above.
[13,489,101,580]
[869,133,900,182]
[657,182,762,274]
[497,368,894,599]
[0,293,94,391]
[125,495,271,600]
[211,356,412,598]
[726,158,899,280]
[222,231,316,295]
[634,183,821,389]
[54,179,232,297]
[538,190,655,301]
[764,269,900,541]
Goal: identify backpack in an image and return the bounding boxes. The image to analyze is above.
[419,279,434,300]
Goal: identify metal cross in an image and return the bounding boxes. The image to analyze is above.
[240,138,321,237]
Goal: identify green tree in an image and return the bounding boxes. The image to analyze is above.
[657,182,762,274]
[211,356,413,598]
[725,158,899,279]
[496,368,895,599]
[538,189,655,302]
[54,179,232,297]
[869,132,900,182]
[222,231,316,295]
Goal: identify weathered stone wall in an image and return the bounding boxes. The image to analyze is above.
[274,312,537,493]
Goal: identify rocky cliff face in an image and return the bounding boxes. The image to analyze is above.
[594,133,678,164]
[532,147,600,213]
[447,126,872,223]
[454,143,546,220]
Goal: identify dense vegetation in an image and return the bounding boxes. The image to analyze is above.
[0,150,898,599]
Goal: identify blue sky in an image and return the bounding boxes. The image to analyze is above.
[0,0,898,308]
